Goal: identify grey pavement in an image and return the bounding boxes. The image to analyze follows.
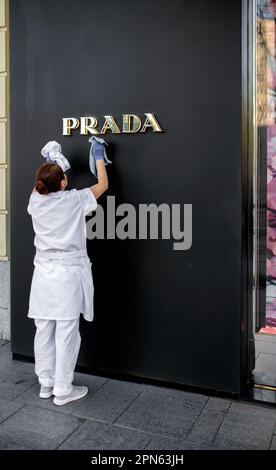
[0,341,276,450]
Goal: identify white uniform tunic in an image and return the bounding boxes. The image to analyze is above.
[27,188,97,322]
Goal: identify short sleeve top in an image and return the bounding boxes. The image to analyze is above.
[27,188,97,253]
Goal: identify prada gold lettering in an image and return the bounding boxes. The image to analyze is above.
[62,117,80,136]
[100,115,121,134]
[140,113,163,133]
[122,114,142,133]
[62,113,163,136]
[80,117,99,135]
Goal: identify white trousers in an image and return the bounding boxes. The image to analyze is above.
[34,318,81,396]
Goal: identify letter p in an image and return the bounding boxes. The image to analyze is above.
[62,117,80,136]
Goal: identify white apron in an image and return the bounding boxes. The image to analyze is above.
[28,249,94,322]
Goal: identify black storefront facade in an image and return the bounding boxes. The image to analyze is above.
[10,0,267,402]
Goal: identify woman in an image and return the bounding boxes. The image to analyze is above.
[27,141,108,406]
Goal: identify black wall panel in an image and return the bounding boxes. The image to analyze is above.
[10,0,242,393]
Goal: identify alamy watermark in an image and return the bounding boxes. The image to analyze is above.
[86,196,192,251]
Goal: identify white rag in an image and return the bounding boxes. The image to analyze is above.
[41,141,71,172]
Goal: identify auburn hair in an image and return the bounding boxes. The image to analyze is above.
[35,163,65,195]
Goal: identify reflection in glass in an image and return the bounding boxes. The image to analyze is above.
[256,0,276,333]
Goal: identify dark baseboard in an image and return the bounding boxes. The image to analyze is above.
[13,352,240,401]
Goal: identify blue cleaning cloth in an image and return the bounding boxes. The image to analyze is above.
[88,136,111,178]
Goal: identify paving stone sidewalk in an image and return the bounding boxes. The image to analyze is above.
[0,340,275,450]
